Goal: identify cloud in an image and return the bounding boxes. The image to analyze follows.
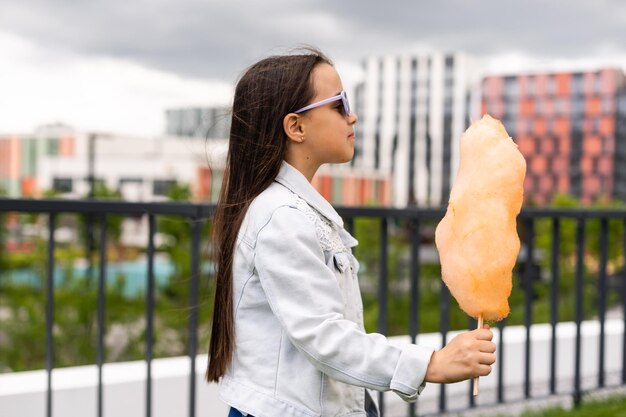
[1,0,625,134]
[0,31,232,135]
[1,0,624,83]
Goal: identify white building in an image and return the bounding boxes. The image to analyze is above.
[35,132,228,247]
[37,133,228,202]
[353,53,482,207]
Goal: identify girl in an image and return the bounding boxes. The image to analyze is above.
[207,48,496,417]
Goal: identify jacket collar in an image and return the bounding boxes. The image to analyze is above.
[275,161,344,228]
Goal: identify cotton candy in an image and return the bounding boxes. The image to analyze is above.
[435,114,526,321]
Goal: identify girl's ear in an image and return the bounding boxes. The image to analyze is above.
[283,113,306,143]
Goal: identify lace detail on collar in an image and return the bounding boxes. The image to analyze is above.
[294,197,347,253]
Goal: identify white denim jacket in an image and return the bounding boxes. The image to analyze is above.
[219,161,434,417]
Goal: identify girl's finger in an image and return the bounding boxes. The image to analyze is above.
[478,352,496,366]
[477,364,493,377]
[474,329,494,341]
[478,340,496,353]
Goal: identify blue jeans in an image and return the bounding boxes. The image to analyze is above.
[228,392,376,417]
[228,408,254,417]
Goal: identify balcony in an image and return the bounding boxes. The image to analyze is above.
[0,198,625,417]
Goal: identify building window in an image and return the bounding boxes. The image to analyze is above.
[120,177,143,186]
[53,178,73,193]
[547,76,556,96]
[445,55,454,68]
[601,97,612,114]
[594,72,602,95]
[571,74,584,96]
[504,76,519,97]
[572,98,585,115]
[47,139,60,155]
[153,179,176,196]
[505,97,519,116]
[572,117,583,132]
[618,92,626,115]
[444,97,453,114]
[503,114,516,136]
[527,77,536,96]
[555,98,565,115]
[591,118,600,134]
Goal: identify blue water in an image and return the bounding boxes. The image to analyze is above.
[0,259,209,297]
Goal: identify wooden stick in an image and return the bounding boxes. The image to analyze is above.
[473,314,483,396]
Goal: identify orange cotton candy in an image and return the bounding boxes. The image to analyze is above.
[435,114,527,321]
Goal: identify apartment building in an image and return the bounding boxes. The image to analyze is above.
[482,68,626,204]
[353,53,480,207]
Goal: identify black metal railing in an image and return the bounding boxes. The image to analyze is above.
[338,206,626,416]
[1,199,626,417]
[1,199,212,417]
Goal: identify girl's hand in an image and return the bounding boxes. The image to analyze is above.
[424,325,496,384]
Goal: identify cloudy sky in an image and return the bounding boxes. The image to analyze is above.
[1,0,625,135]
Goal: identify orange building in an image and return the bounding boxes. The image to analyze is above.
[311,169,391,207]
[482,68,626,205]
[0,128,76,197]
[196,166,391,207]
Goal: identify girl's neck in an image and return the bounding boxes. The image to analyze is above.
[284,155,320,183]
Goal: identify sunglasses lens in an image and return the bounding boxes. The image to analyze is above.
[342,92,351,116]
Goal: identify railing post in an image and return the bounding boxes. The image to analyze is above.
[377,217,388,417]
[97,214,108,417]
[408,218,420,417]
[622,218,626,385]
[345,217,354,236]
[597,218,608,388]
[497,319,505,404]
[549,217,560,395]
[46,213,56,417]
[409,218,421,345]
[439,278,450,413]
[188,216,202,417]
[573,217,585,407]
[523,218,535,399]
[469,316,477,408]
[146,214,156,417]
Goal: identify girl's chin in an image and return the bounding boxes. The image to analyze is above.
[340,153,355,164]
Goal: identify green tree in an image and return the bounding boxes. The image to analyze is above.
[153,181,214,358]
[535,193,625,269]
[0,181,216,372]
[355,215,472,335]
[81,182,124,242]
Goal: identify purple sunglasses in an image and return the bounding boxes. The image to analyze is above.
[294,90,351,116]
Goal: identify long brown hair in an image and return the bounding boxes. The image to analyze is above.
[206,48,332,382]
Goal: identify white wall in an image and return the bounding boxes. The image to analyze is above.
[0,356,228,417]
[384,319,625,416]
[37,135,228,201]
[1,320,623,417]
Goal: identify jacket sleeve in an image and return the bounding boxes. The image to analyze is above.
[254,205,434,401]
